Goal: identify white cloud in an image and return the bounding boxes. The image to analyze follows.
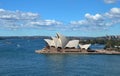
[110,7,120,14]
[30,20,62,26]
[85,13,103,21]
[0,8,120,31]
[0,9,63,30]
[71,13,104,26]
[105,7,120,18]
[70,13,105,28]
[105,7,120,26]
[104,0,116,4]
[70,7,120,31]
[0,9,5,12]
[70,20,88,25]
[0,10,39,20]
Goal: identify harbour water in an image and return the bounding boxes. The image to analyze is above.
[0,38,120,76]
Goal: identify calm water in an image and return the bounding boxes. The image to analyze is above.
[0,38,120,76]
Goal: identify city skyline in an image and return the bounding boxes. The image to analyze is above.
[0,0,120,37]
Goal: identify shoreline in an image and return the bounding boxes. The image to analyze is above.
[35,49,120,55]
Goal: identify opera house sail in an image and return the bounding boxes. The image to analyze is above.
[65,40,79,48]
[39,33,91,53]
[79,44,91,50]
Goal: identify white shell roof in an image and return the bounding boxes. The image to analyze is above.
[44,33,91,49]
[44,39,53,46]
[65,40,79,48]
[79,44,91,50]
[56,33,68,48]
[51,37,58,47]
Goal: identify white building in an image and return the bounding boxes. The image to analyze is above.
[44,33,91,50]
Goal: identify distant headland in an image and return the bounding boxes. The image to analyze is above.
[35,33,120,54]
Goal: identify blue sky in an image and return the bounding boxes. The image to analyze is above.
[0,0,120,36]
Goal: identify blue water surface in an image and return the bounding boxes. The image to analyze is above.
[0,38,120,76]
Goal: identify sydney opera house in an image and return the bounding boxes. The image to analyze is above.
[37,33,91,53]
